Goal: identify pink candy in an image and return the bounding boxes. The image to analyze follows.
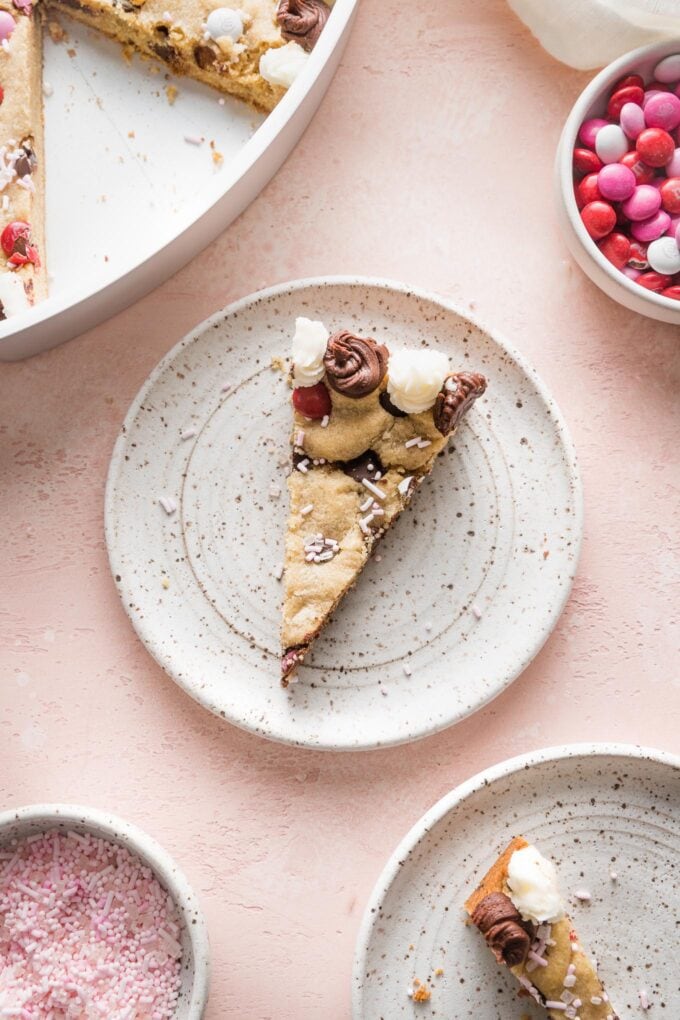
[579,117,608,148]
[666,147,680,177]
[620,101,646,139]
[631,209,671,241]
[598,163,636,200]
[644,92,680,131]
[622,183,661,220]
[0,829,183,1018]
[0,10,15,41]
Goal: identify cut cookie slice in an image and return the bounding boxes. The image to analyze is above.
[0,0,46,318]
[280,318,487,684]
[465,836,620,1020]
[48,0,332,113]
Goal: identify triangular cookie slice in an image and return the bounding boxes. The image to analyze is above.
[280,318,486,684]
[465,837,620,1020]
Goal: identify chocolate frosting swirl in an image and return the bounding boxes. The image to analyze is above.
[276,0,330,52]
[433,371,486,436]
[323,330,389,398]
[471,892,534,967]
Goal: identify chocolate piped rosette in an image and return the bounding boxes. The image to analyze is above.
[280,316,487,684]
[465,837,620,1020]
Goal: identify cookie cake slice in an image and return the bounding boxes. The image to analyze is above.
[465,837,619,1020]
[280,317,487,684]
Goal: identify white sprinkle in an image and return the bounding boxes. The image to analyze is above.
[574,888,591,902]
[406,986,413,998]
[397,476,413,495]
[374,471,382,480]
[294,429,305,447]
[366,462,374,471]
[359,496,374,513]
[609,871,617,881]
[568,965,576,975]
[320,415,329,428]
[359,514,374,535]
[361,478,386,500]
[221,383,231,394]
[184,134,204,146]
[425,621,432,631]
[300,504,314,516]
[158,496,177,515]
[639,989,650,1010]
[371,506,384,516]
[269,483,281,499]
[416,439,431,449]
[590,998,602,1006]
[181,427,197,441]
[545,1004,567,1012]
[563,974,577,989]
[572,1000,582,1009]
[374,554,382,562]
[404,436,421,448]
[218,97,226,106]
[43,81,54,97]
[571,943,580,952]
[317,550,334,561]
[296,459,309,473]
[272,563,284,580]
[403,664,412,677]
[472,603,483,619]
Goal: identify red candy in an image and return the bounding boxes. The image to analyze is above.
[0,220,40,267]
[628,240,649,269]
[598,231,631,269]
[292,381,331,420]
[575,173,602,209]
[620,151,656,184]
[581,200,616,239]
[0,86,4,105]
[613,73,644,91]
[636,128,675,167]
[659,177,680,213]
[637,270,672,291]
[573,147,603,177]
[660,285,680,300]
[607,85,644,119]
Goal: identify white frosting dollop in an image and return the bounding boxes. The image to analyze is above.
[386,348,449,414]
[205,7,243,42]
[291,316,329,387]
[506,845,566,925]
[259,41,308,88]
[0,271,29,318]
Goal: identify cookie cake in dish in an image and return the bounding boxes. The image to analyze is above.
[0,0,332,321]
[281,317,487,684]
[466,837,619,1020]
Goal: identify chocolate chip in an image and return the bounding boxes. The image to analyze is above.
[341,449,384,484]
[379,390,407,418]
[0,300,6,321]
[194,44,217,69]
[152,41,179,65]
[14,146,36,178]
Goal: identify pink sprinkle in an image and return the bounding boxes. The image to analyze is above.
[574,887,591,901]
[639,988,650,1010]
[546,1004,567,1012]
[0,829,182,1017]
[184,134,204,146]
[472,603,483,620]
[528,950,549,967]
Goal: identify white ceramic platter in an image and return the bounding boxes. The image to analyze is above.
[353,744,680,1019]
[105,276,582,750]
[0,1,357,361]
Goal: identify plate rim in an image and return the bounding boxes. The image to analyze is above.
[351,741,680,1018]
[104,274,585,751]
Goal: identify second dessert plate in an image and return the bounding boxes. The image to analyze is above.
[352,744,680,1017]
[105,277,582,750]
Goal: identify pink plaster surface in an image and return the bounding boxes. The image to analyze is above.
[1,1,679,1016]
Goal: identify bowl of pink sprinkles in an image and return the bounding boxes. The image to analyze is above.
[0,805,209,1019]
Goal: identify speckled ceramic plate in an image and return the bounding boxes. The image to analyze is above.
[352,744,680,1018]
[105,277,582,750]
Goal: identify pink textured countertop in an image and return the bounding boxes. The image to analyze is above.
[1,1,679,1016]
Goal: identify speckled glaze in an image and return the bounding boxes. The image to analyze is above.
[0,805,210,1019]
[352,744,680,1019]
[105,277,582,750]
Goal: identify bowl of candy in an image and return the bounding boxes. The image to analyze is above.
[0,804,210,1018]
[556,40,680,323]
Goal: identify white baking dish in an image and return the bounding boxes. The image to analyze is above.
[0,0,358,361]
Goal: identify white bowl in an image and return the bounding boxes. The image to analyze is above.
[0,804,210,1018]
[556,39,680,324]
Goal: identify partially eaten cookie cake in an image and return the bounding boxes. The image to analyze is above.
[465,837,619,1020]
[280,317,487,684]
[0,0,331,320]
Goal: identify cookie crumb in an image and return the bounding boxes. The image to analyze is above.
[434,968,444,977]
[47,20,67,43]
[411,979,431,1003]
[161,576,170,590]
[165,84,178,105]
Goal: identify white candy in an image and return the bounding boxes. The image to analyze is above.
[595,123,628,164]
[647,235,680,275]
[653,53,680,85]
[205,7,243,42]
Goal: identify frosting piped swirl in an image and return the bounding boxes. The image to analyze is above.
[276,0,330,52]
[433,371,486,435]
[471,892,534,967]
[323,330,389,398]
